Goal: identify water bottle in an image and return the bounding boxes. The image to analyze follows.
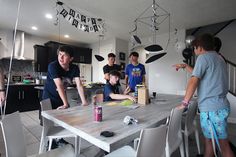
[134,85,138,97]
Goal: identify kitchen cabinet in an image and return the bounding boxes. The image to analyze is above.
[44,41,65,64]
[73,47,92,64]
[34,45,49,72]
[44,41,92,64]
[5,85,41,114]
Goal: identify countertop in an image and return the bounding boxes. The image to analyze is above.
[5,83,44,86]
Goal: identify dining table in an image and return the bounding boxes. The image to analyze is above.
[41,94,183,154]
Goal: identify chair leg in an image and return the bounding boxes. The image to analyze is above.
[195,129,201,154]
[180,142,185,157]
[184,134,189,157]
[48,138,53,151]
[39,128,47,153]
[165,144,170,157]
[75,136,81,157]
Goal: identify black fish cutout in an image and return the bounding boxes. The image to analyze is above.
[95,55,104,62]
[145,44,163,52]
[145,52,167,64]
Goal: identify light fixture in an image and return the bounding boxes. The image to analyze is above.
[94,34,105,62]
[64,34,69,38]
[45,13,53,19]
[131,0,170,53]
[31,26,38,30]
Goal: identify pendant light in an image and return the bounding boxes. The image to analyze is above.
[94,34,104,62]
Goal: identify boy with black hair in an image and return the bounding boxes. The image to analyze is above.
[125,52,146,92]
[43,45,88,109]
[104,70,136,102]
[103,53,121,82]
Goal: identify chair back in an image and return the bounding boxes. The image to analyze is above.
[166,107,184,151]
[40,98,52,111]
[0,112,27,157]
[94,89,104,103]
[136,125,167,157]
[40,99,54,128]
[185,101,198,131]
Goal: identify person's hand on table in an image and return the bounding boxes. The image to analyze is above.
[81,100,88,106]
[57,105,69,110]
[128,95,137,103]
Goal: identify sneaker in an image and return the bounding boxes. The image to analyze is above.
[57,138,69,147]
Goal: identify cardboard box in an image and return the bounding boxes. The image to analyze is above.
[138,87,149,105]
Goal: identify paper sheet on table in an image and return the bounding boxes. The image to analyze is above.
[105,100,140,109]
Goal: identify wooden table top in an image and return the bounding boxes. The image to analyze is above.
[42,94,183,152]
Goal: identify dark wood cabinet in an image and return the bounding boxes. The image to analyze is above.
[73,47,92,64]
[44,41,65,64]
[5,85,40,114]
[34,45,49,72]
[44,41,92,64]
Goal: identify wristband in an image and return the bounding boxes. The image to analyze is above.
[182,99,189,107]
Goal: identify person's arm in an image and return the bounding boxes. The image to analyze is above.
[109,93,136,102]
[0,67,5,105]
[142,75,146,84]
[74,77,88,106]
[173,63,193,73]
[104,73,109,81]
[178,76,199,109]
[125,75,129,88]
[103,65,109,81]
[53,78,69,109]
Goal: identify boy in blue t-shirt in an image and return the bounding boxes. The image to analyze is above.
[104,70,136,102]
[178,34,234,156]
[43,46,88,109]
[125,52,146,92]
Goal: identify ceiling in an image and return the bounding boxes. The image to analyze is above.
[0,0,236,45]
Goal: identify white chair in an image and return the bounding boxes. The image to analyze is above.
[39,99,80,156]
[0,111,75,157]
[166,107,185,157]
[182,101,201,157]
[105,125,167,157]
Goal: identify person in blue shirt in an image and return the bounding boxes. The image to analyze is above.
[178,34,234,157]
[125,52,146,92]
[43,45,88,109]
[104,70,136,102]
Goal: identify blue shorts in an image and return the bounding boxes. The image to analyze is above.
[200,108,230,139]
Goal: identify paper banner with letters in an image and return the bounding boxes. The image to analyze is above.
[58,3,104,33]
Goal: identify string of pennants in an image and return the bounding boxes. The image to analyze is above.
[57,2,104,33]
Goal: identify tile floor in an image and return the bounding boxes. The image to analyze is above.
[0,111,236,157]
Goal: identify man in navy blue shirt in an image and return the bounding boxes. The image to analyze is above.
[103,53,121,82]
[43,46,88,109]
[125,52,146,92]
[104,70,136,102]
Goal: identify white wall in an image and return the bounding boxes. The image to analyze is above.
[90,38,116,83]
[217,20,236,63]
[0,28,50,59]
[129,29,187,94]
[0,29,13,58]
[24,33,49,59]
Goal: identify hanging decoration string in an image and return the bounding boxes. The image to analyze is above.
[1,0,22,118]
[55,1,105,33]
